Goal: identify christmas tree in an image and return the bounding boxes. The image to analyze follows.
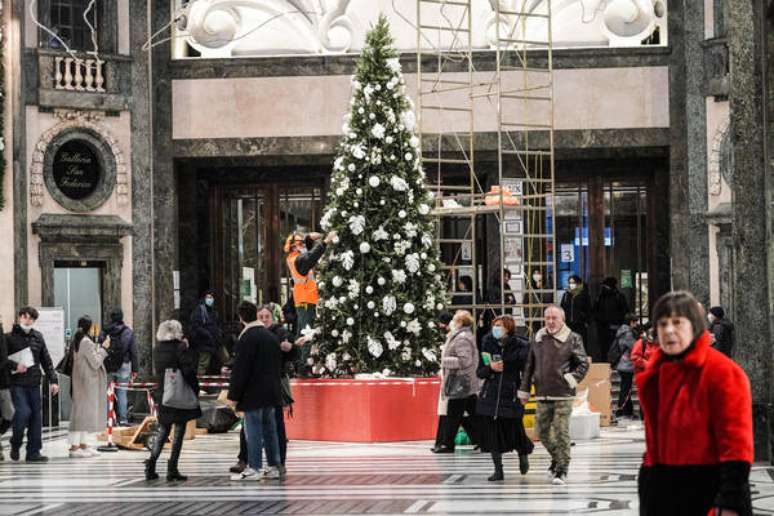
[314,16,447,377]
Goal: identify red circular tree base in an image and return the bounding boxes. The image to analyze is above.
[285,378,441,442]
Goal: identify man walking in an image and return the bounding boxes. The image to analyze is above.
[5,307,59,462]
[190,289,223,377]
[101,309,138,426]
[518,305,588,484]
[227,301,283,481]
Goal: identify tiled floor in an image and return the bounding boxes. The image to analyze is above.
[1,422,774,515]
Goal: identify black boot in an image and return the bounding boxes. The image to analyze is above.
[166,424,188,482]
[145,458,159,481]
[518,453,530,475]
[488,453,504,481]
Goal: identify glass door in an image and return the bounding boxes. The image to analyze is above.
[554,185,590,292]
[604,183,649,320]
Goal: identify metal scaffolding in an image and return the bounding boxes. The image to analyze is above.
[416,0,557,334]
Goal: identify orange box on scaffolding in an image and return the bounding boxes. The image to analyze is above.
[284,377,441,442]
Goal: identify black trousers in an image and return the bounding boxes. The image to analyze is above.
[149,422,187,472]
[617,371,634,416]
[239,406,287,465]
[434,395,479,449]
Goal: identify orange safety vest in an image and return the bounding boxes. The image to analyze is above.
[286,251,318,305]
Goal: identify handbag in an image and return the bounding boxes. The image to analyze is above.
[55,344,74,377]
[443,370,470,399]
[162,368,199,410]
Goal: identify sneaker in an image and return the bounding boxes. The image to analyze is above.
[83,447,100,457]
[546,461,556,480]
[552,471,567,485]
[10,448,19,462]
[229,461,246,474]
[26,454,49,463]
[230,467,262,481]
[69,448,90,458]
[263,466,281,480]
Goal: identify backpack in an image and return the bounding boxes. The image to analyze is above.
[607,330,624,368]
[104,327,128,374]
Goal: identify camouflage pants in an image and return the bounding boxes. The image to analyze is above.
[536,400,574,474]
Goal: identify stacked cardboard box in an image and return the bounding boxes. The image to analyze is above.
[577,362,612,426]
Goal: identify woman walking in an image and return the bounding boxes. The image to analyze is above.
[68,316,110,458]
[432,310,479,453]
[637,291,753,515]
[476,316,534,481]
[145,320,202,481]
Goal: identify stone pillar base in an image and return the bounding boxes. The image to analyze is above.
[752,402,773,463]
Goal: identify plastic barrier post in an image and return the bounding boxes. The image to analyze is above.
[97,380,119,452]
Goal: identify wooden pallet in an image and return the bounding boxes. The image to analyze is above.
[97,418,200,451]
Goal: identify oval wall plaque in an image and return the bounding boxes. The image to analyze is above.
[52,140,101,200]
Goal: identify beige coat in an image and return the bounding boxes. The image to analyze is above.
[70,337,108,433]
[440,327,479,400]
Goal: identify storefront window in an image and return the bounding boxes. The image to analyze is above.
[554,185,590,292]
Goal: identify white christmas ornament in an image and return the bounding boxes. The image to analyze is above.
[403,303,415,314]
[369,176,380,187]
[367,336,384,358]
[356,188,363,195]
[365,286,374,294]
[371,123,386,139]
[340,251,355,270]
[367,301,375,309]
[346,317,355,326]
[377,277,386,286]
[359,242,371,253]
[331,329,340,337]
[407,319,422,336]
[405,153,413,162]
[384,331,400,350]
[390,176,409,191]
[405,253,420,274]
[387,58,401,73]
[332,276,343,287]
[382,295,397,315]
[401,348,412,361]
[325,353,337,371]
[418,204,430,215]
[421,347,437,362]
[415,359,423,367]
[373,226,389,241]
[391,269,407,284]
[348,215,366,235]
[385,136,394,144]
[398,210,407,219]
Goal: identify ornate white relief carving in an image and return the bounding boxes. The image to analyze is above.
[29,110,129,207]
[181,0,354,56]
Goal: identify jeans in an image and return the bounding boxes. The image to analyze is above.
[10,385,43,457]
[108,361,132,424]
[239,406,287,465]
[148,422,187,473]
[244,407,280,472]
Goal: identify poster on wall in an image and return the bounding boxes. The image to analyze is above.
[36,307,66,368]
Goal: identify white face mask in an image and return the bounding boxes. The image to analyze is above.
[533,273,542,282]
[448,322,457,333]
[19,323,33,333]
[568,282,577,291]
[707,314,714,323]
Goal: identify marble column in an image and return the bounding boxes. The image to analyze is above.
[668,0,711,306]
[727,0,774,462]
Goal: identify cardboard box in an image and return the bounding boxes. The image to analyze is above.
[577,362,612,426]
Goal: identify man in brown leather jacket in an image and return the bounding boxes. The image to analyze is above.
[518,305,589,485]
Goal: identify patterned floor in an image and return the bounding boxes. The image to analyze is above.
[1,421,774,515]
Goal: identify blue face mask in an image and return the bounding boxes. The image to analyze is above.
[204,297,214,307]
[492,326,504,340]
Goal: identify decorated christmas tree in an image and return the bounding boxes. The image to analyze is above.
[313,16,447,377]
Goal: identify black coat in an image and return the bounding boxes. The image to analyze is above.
[228,325,282,411]
[295,241,327,276]
[189,303,222,354]
[476,333,530,419]
[5,325,58,387]
[560,288,592,330]
[594,286,629,325]
[709,318,735,358]
[152,340,202,426]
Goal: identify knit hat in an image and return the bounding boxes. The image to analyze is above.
[709,306,725,319]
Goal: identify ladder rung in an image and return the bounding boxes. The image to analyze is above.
[498,38,551,46]
[420,78,470,85]
[439,238,473,244]
[501,66,552,73]
[501,94,552,101]
[501,149,552,156]
[502,122,553,129]
[427,185,474,191]
[422,157,472,164]
[421,105,473,112]
[419,24,471,32]
[496,9,549,18]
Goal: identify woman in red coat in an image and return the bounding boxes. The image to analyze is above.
[636,291,753,516]
[630,328,657,374]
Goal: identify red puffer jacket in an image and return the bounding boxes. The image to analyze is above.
[636,331,753,516]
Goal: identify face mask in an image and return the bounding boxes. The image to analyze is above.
[20,323,33,333]
[533,273,542,282]
[205,297,214,307]
[448,322,457,333]
[492,326,505,340]
[707,314,714,323]
[568,282,577,290]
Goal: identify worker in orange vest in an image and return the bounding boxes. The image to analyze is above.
[284,230,336,372]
